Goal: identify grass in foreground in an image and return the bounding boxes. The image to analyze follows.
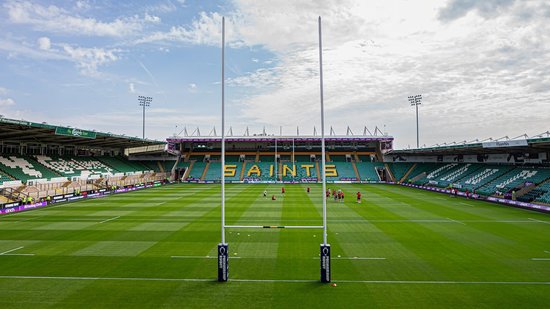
[0,183,548,308]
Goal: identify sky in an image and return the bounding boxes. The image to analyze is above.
[0,0,549,149]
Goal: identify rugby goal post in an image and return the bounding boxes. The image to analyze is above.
[217,16,331,283]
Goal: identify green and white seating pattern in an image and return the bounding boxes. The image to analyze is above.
[0,156,43,179]
[426,163,458,180]
[35,155,113,177]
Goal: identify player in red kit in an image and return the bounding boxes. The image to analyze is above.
[356,191,361,204]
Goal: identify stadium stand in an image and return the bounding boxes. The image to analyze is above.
[327,162,358,181]
[434,163,484,188]
[388,162,414,182]
[0,171,12,185]
[533,181,550,204]
[98,156,152,174]
[355,162,381,181]
[188,162,207,180]
[477,168,550,196]
[203,162,243,181]
[460,165,515,193]
[35,155,113,178]
[0,155,59,182]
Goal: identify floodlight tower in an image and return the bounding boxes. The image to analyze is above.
[408,94,422,148]
[138,96,152,139]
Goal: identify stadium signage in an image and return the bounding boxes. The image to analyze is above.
[0,118,31,126]
[482,140,528,148]
[55,127,97,139]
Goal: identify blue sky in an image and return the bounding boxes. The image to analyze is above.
[0,0,549,148]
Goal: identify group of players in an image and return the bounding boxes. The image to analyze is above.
[263,186,363,203]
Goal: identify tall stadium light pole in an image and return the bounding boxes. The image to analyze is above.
[138,96,152,139]
[319,16,331,283]
[408,94,422,148]
[218,16,229,282]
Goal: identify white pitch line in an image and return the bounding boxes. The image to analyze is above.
[0,246,25,255]
[446,218,466,225]
[528,218,550,225]
[171,256,241,259]
[99,216,120,224]
[531,258,550,261]
[312,257,386,260]
[460,202,474,207]
[545,251,550,254]
[0,275,547,285]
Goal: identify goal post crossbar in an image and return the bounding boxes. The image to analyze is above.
[224,225,324,229]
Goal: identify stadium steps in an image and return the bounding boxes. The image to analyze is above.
[400,163,417,182]
[384,163,396,182]
[157,161,164,173]
[354,153,360,162]
[184,161,193,179]
[240,162,247,181]
[316,162,321,181]
[200,162,210,181]
[352,161,361,180]
[533,180,550,204]
[515,182,538,199]
[387,162,413,183]
[326,153,331,162]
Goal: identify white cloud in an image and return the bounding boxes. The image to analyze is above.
[129,82,136,93]
[208,0,550,148]
[62,45,120,76]
[4,1,158,37]
[37,37,51,50]
[188,83,198,93]
[0,98,15,107]
[74,0,91,11]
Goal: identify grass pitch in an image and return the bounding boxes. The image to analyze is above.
[0,183,548,308]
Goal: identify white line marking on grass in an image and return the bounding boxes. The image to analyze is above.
[171,256,241,259]
[460,202,474,207]
[99,216,120,224]
[528,218,550,225]
[545,251,550,254]
[0,275,548,285]
[446,218,466,225]
[312,257,386,260]
[531,258,550,261]
[0,246,25,255]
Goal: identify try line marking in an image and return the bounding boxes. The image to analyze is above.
[0,246,34,256]
[446,218,466,225]
[0,275,548,285]
[311,257,386,260]
[528,218,550,225]
[171,256,241,259]
[100,216,120,224]
[531,258,550,261]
